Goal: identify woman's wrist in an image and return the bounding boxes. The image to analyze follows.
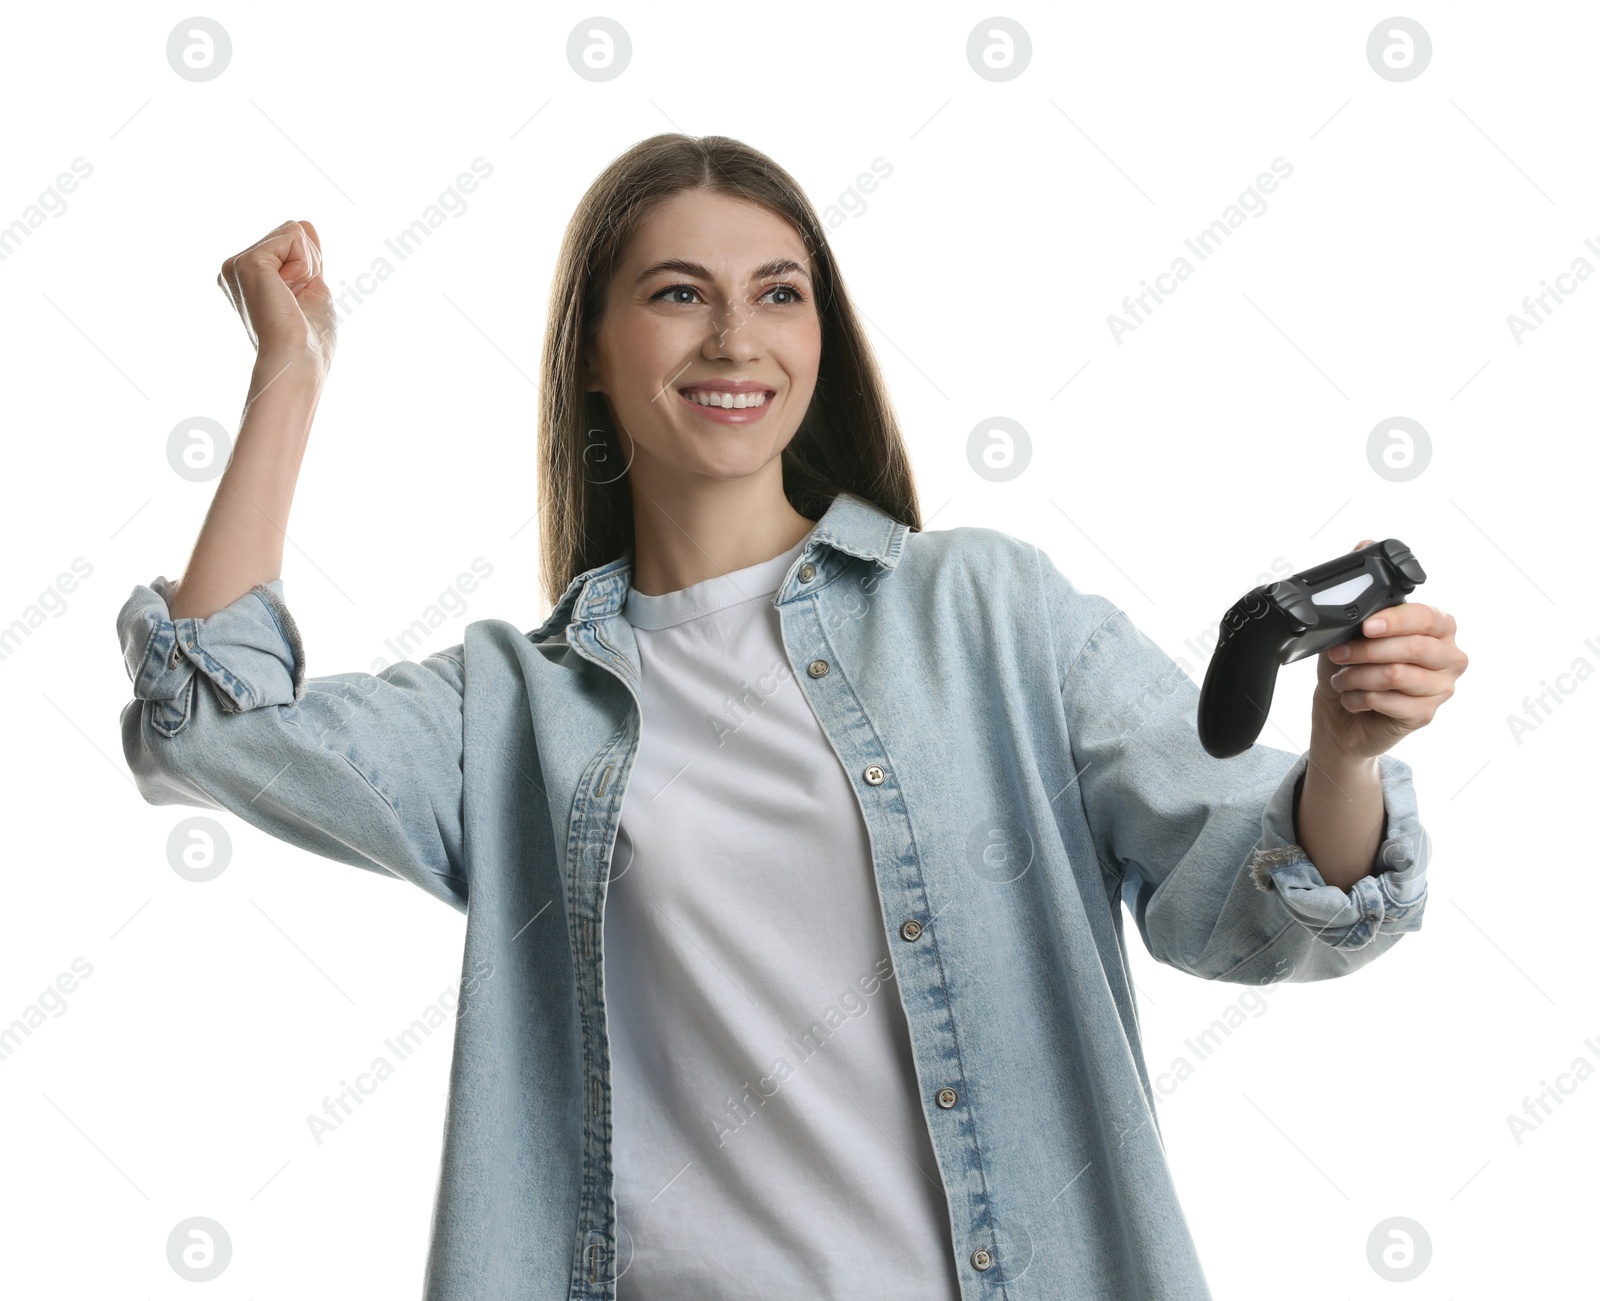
[1296,742,1385,889]
[251,344,329,399]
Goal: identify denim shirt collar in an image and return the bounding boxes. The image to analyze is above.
[530,490,910,641]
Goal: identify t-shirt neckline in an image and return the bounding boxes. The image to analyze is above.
[623,537,809,630]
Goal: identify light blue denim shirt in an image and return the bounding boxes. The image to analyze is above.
[116,490,1429,1300]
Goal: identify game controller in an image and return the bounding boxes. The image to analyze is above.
[1197,539,1427,758]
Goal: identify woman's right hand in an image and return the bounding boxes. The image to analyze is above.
[217,219,336,376]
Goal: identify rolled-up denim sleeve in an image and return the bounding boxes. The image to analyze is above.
[1036,546,1430,984]
[117,575,467,913]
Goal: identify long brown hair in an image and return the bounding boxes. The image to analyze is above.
[536,132,921,611]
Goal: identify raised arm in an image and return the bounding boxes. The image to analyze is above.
[117,220,467,912]
[168,218,332,619]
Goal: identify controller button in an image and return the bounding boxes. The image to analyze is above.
[1381,539,1428,585]
[1282,594,1320,630]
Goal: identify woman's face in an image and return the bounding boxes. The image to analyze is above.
[582,187,822,491]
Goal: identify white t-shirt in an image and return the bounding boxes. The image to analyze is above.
[604,536,964,1300]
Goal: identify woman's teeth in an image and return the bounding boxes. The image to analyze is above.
[681,389,769,408]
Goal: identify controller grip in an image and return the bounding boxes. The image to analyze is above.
[1197,607,1286,759]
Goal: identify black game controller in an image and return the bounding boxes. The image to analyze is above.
[1197,539,1427,758]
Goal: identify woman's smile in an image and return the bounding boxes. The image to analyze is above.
[675,384,777,424]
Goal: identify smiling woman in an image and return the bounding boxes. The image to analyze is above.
[537,134,918,607]
[115,132,1444,1301]
[574,188,825,593]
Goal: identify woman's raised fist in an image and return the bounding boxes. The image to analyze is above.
[217,219,336,376]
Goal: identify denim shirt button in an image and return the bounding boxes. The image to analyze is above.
[799,562,816,582]
[864,766,885,785]
[807,659,830,678]
[936,1087,958,1108]
[971,1248,994,1271]
[899,919,923,941]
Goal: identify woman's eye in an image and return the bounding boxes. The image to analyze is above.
[651,283,807,306]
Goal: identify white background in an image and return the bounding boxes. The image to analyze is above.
[0,1,1593,1297]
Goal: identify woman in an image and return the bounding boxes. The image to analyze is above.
[117,134,1466,1300]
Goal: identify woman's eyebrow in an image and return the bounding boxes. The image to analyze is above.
[633,257,812,286]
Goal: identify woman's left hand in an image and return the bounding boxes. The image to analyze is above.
[1311,538,1469,762]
